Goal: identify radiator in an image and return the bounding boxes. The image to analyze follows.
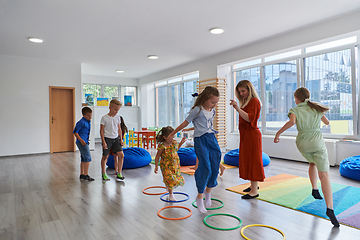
[262,135,336,166]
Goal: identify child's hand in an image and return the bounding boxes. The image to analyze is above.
[103,142,108,149]
[80,139,86,146]
[274,134,280,143]
[189,165,198,170]
[154,166,158,174]
[180,137,186,145]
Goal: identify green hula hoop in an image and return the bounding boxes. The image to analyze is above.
[192,198,224,210]
[203,213,242,231]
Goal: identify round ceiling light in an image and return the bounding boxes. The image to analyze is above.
[148,55,158,60]
[28,37,44,43]
[210,28,224,34]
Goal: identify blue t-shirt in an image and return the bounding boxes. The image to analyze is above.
[185,106,218,137]
[73,117,91,144]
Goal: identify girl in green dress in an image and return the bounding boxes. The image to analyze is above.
[154,126,186,201]
[274,87,339,227]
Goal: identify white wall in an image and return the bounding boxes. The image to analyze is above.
[140,84,155,128]
[0,55,81,156]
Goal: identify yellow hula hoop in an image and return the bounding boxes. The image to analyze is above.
[240,224,286,240]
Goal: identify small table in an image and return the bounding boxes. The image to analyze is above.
[134,130,156,149]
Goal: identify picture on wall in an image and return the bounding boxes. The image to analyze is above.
[124,95,132,106]
[97,98,109,106]
[85,94,94,106]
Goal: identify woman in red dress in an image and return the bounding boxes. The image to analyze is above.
[230,80,265,199]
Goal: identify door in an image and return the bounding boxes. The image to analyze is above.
[49,86,75,153]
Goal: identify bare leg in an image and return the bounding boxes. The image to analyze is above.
[117,151,124,174]
[248,181,258,196]
[80,162,85,175]
[309,163,318,189]
[83,162,90,175]
[319,171,339,227]
[219,164,225,176]
[101,155,108,174]
[114,155,118,173]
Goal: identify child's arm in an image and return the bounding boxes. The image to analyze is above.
[73,133,86,146]
[182,127,194,132]
[230,100,250,122]
[321,115,330,125]
[154,149,164,174]
[274,113,296,143]
[178,137,187,149]
[100,124,107,149]
[117,123,123,146]
[170,120,189,137]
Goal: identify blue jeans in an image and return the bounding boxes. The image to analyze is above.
[76,142,92,162]
[194,133,221,193]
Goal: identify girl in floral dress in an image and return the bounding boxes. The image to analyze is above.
[154,126,186,201]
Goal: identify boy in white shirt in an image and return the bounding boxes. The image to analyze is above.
[100,99,125,181]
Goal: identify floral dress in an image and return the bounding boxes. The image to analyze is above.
[158,140,185,190]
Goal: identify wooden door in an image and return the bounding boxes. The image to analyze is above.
[49,86,75,153]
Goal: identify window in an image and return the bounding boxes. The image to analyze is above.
[304,49,353,135]
[82,84,137,106]
[264,60,298,132]
[155,72,199,128]
[231,35,358,138]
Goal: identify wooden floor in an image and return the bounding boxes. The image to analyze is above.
[1,144,359,240]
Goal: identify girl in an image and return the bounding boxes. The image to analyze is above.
[154,126,186,201]
[274,87,339,227]
[170,86,221,213]
[230,80,265,199]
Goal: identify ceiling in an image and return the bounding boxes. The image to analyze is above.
[1,0,360,79]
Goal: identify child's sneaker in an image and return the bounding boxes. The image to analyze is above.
[116,173,125,180]
[80,174,85,180]
[102,173,110,181]
[84,175,95,181]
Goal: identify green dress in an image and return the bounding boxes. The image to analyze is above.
[288,102,329,172]
[157,140,185,190]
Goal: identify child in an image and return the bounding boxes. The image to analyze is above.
[100,99,125,181]
[154,126,186,201]
[170,86,221,213]
[274,87,339,227]
[73,107,95,181]
[182,127,226,176]
[110,116,128,174]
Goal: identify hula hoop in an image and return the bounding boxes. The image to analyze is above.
[157,206,192,220]
[192,198,224,210]
[160,192,189,203]
[142,186,168,195]
[240,224,286,240]
[203,213,242,231]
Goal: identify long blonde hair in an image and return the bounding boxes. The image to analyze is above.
[294,87,329,113]
[235,80,261,108]
[191,86,219,110]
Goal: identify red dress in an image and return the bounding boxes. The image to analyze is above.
[238,97,265,182]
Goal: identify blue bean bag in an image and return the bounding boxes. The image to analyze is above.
[107,147,151,169]
[224,148,270,167]
[177,147,197,166]
[340,156,360,181]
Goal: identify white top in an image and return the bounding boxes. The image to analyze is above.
[100,114,121,139]
[202,108,214,133]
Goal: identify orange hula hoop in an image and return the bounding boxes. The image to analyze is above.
[157,206,192,220]
[142,186,168,195]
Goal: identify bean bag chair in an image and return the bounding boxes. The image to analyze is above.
[340,156,360,181]
[107,147,151,169]
[223,148,270,167]
[177,147,197,166]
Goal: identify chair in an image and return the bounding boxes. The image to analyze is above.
[129,130,142,147]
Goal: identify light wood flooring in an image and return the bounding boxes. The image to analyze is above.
[0,144,359,240]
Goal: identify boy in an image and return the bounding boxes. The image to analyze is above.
[73,107,95,181]
[100,99,125,181]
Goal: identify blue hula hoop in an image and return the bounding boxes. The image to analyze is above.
[160,192,190,203]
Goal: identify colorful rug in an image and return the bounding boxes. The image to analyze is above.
[226,173,360,229]
[180,163,237,175]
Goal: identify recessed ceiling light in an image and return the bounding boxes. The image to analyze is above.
[116,70,124,73]
[210,28,224,34]
[148,55,158,60]
[28,37,43,43]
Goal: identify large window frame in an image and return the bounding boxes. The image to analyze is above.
[231,36,359,139]
[155,73,198,128]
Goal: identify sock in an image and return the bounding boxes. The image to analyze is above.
[312,189,323,199]
[117,172,123,177]
[196,198,207,213]
[326,208,340,227]
[169,193,177,201]
[204,192,212,208]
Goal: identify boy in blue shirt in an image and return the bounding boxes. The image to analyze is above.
[73,107,95,181]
